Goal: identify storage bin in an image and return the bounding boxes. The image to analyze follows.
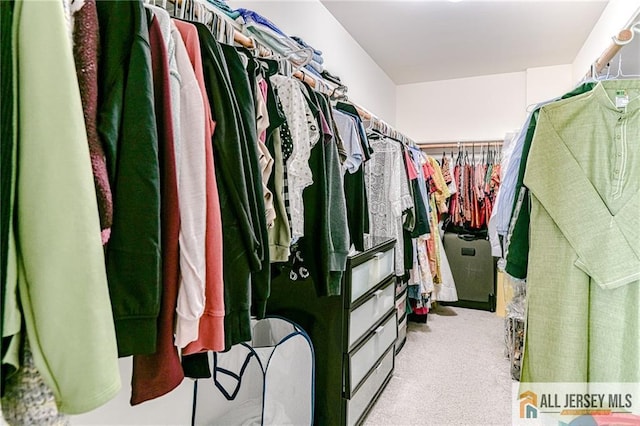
[192,317,314,425]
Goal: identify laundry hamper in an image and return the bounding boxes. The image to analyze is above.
[191,317,315,426]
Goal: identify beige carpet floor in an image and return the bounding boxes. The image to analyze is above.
[363,305,514,426]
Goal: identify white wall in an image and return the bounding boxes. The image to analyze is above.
[572,0,640,82]
[228,0,397,125]
[70,359,195,425]
[526,64,574,107]
[395,0,640,144]
[396,72,527,144]
[395,63,576,144]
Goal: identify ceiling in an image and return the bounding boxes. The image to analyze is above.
[320,0,609,84]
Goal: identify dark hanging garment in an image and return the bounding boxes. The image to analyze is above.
[403,228,414,274]
[96,0,162,357]
[261,62,290,264]
[335,101,373,159]
[220,43,270,320]
[297,120,331,293]
[504,82,597,280]
[328,105,369,251]
[0,0,15,395]
[295,85,349,296]
[131,11,184,405]
[191,22,258,350]
[404,151,430,238]
[343,164,368,252]
[261,59,286,141]
[182,22,254,378]
[271,82,349,296]
[314,92,350,292]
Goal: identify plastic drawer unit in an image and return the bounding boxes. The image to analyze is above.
[265,237,397,426]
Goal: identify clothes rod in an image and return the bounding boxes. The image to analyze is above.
[585,27,634,79]
[234,31,254,49]
[173,0,399,143]
[418,141,503,150]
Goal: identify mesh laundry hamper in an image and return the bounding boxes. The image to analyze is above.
[192,317,314,426]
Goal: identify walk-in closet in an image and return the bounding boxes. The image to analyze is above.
[2,1,640,425]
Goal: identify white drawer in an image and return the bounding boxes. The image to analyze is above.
[396,290,408,320]
[350,248,394,304]
[347,312,397,395]
[346,347,394,426]
[395,279,408,297]
[397,315,407,346]
[348,278,395,348]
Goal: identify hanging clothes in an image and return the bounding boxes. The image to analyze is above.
[192,22,268,350]
[403,149,434,299]
[131,9,184,406]
[501,83,597,280]
[255,75,277,229]
[446,145,500,233]
[521,80,640,384]
[365,137,414,276]
[332,108,370,251]
[171,19,215,353]
[296,86,350,296]
[3,0,121,413]
[0,1,14,393]
[220,43,270,321]
[96,0,162,357]
[261,60,292,263]
[270,74,320,241]
[73,0,113,245]
[434,229,459,303]
[173,17,226,358]
[1,342,70,425]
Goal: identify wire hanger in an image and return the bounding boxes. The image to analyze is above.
[613,51,640,79]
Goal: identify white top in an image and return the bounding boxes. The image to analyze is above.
[172,22,208,348]
[270,75,319,240]
[147,5,181,170]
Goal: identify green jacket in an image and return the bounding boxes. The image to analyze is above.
[96,0,162,356]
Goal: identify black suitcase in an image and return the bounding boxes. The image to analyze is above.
[441,232,496,312]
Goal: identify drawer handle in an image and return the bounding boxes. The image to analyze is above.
[373,252,385,259]
[373,289,384,298]
[374,326,385,335]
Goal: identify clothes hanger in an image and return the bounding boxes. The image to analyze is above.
[613,52,640,79]
[329,85,348,101]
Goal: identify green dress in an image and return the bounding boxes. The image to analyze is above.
[522,80,640,383]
